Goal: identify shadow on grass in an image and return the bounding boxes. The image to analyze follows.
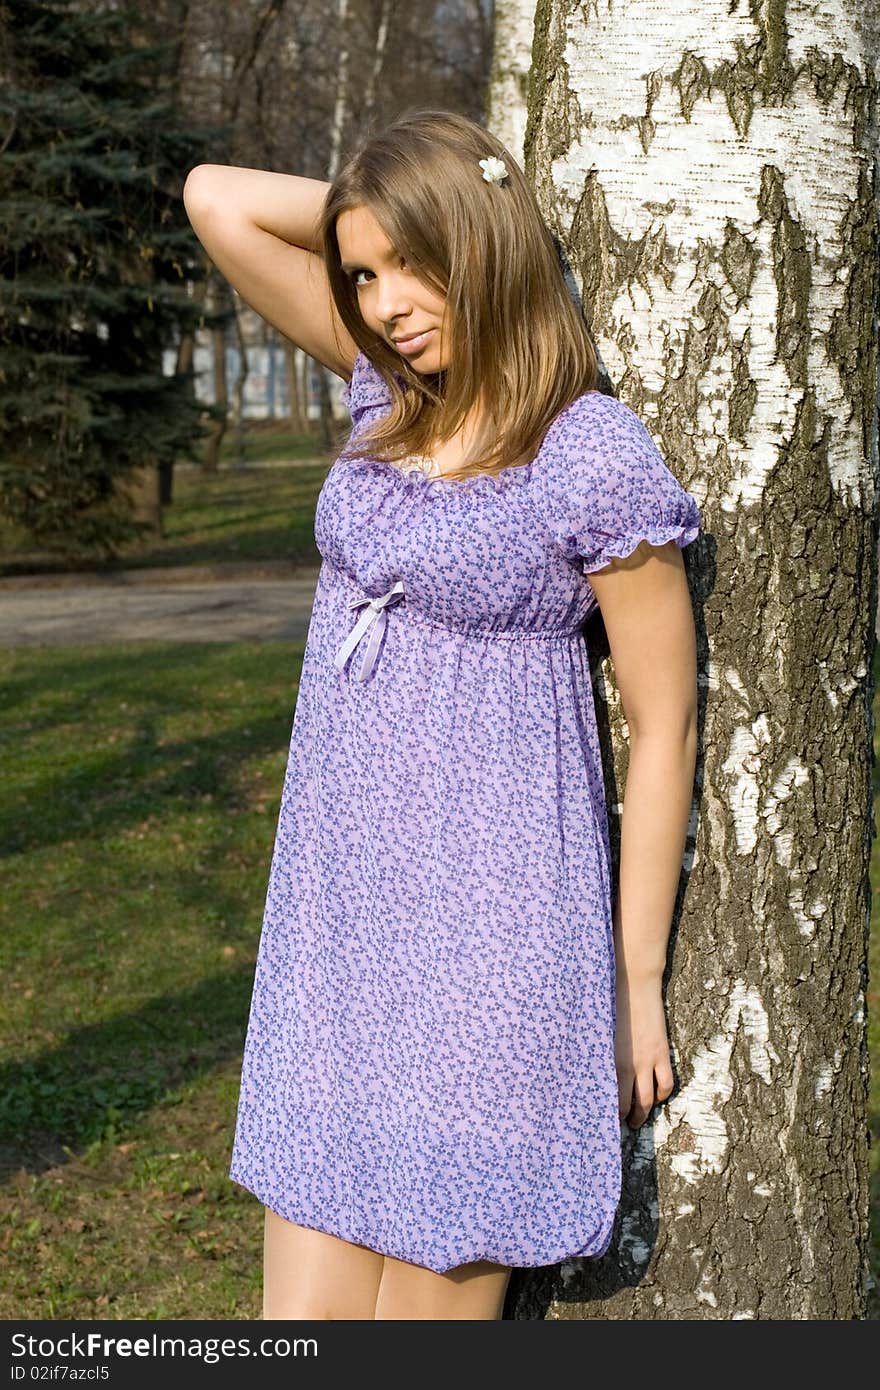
[119,522,321,573]
[1,712,297,861]
[0,964,255,1179]
[1,644,302,860]
[165,507,306,538]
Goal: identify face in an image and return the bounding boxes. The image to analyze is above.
[336,204,450,372]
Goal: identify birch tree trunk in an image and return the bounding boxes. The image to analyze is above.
[485,0,537,166]
[362,0,393,125]
[508,0,879,1321]
[327,0,350,182]
[311,0,351,452]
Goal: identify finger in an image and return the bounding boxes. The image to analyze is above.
[655,1058,675,1102]
[630,1073,656,1128]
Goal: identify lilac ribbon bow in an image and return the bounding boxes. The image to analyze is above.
[334,579,406,682]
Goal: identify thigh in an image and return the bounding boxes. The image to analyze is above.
[374,1255,512,1321]
[262,1206,385,1319]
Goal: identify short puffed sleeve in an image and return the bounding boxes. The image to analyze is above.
[340,349,394,425]
[532,390,701,572]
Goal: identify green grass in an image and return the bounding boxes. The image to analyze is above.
[0,639,878,1319]
[0,641,303,1318]
[0,455,332,578]
[132,462,328,572]
[218,421,326,466]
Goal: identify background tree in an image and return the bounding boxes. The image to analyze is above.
[0,0,494,553]
[169,0,493,470]
[0,0,225,557]
[497,0,877,1320]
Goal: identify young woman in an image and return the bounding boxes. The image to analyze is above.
[183,108,701,1322]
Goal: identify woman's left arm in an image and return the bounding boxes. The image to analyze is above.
[587,537,699,1131]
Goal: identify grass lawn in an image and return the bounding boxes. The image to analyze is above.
[0,457,331,578]
[0,638,878,1319]
[217,421,327,468]
[133,461,329,573]
[0,641,303,1319]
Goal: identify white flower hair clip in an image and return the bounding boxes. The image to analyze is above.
[478,156,508,185]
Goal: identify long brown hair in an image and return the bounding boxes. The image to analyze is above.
[316,108,598,483]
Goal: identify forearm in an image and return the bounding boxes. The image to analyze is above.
[183,164,331,252]
[613,726,697,981]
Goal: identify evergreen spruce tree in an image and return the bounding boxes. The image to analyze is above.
[0,0,228,559]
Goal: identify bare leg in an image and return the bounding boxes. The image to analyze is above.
[374,1255,512,1320]
[262,1207,385,1319]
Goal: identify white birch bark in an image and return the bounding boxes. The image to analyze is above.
[328,0,351,180]
[362,0,393,123]
[485,0,538,165]
[508,0,879,1321]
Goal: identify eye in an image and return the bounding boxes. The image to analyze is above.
[347,255,412,287]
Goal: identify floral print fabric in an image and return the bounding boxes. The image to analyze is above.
[228,350,701,1272]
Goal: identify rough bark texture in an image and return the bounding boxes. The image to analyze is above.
[486,0,538,165]
[502,0,879,1320]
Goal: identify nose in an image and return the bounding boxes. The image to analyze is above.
[374,271,413,326]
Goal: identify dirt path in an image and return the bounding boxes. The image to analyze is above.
[5,559,879,647]
[0,561,322,646]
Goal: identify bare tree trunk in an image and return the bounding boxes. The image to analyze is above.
[175,330,194,379]
[362,0,393,124]
[485,0,536,166]
[313,0,353,447]
[509,0,878,1321]
[327,0,350,181]
[298,348,313,435]
[224,0,290,128]
[159,0,199,511]
[314,360,334,451]
[157,327,197,506]
[203,275,229,474]
[120,464,162,542]
[230,297,250,468]
[285,340,306,433]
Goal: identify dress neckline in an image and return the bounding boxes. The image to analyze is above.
[391,453,443,478]
[341,382,587,496]
[367,452,536,495]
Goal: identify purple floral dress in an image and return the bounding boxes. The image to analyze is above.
[228,350,701,1273]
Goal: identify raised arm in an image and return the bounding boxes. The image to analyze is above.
[182,164,358,379]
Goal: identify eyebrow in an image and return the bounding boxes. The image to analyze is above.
[339,245,398,273]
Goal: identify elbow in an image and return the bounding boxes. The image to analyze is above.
[183,165,219,215]
[628,703,698,748]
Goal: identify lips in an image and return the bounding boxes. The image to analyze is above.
[391,328,435,356]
